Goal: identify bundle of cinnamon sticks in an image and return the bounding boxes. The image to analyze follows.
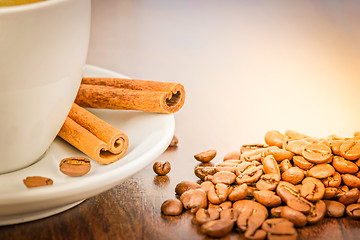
[58,77,185,165]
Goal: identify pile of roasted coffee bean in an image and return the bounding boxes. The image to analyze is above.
[160,130,360,239]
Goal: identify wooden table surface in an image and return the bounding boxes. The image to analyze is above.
[2,0,360,239]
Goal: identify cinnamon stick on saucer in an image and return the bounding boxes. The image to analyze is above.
[58,103,129,165]
[74,77,185,114]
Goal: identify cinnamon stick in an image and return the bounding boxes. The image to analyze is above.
[58,103,129,164]
[74,77,185,114]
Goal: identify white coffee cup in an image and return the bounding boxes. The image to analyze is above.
[0,0,91,173]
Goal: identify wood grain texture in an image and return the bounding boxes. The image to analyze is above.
[2,145,360,240]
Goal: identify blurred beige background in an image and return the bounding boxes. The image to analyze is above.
[87,0,360,152]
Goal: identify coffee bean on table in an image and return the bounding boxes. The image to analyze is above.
[340,139,360,160]
[23,176,53,188]
[59,157,91,177]
[201,219,235,238]
[324,200,345,217]
[332,156,359,174]
[338,188,360,205]
[153,161,171,176]
[300,177,325,202]
[161,199,183,216]
[211,171,236,185]
[306,164,335,179]
[293,155,314,170]
[265,130,286,148]
[175,181,200,196]
[342,174,360,188]
[281,167,304,185]
[256,173,280,191]
[194,150,217,163]
[307,200,326,225]
[322,172,342,188]
[253,190,282,207]
[194,165,216,180]
[195,207,219,224]
[302,143,332,164]
[280,206,307,227]
[168,135,179,148]
[346,203,360,219]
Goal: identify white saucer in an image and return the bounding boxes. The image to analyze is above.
[0,65,175,225]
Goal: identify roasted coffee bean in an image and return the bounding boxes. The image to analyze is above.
[262,218,295,234]
[161,199,183,216]
[346,204,360,219]
[307,200,326,225]
[323,187,338,199]
[340,139,360,160]
[241,148,267,162]
[300,177,325,202]
[223,150,241,160]
[334,185,350,199]
[332,156,358,174]
[307,164,335,179]
[200,181,214,193]
[267,232,298,240]
[195,207,219,224]
[208,183,229,204]
[175,181,200,196]
[342,174,360,188]
[240,144,267,154]
[302,143,332,164]
[256,173,280,191]
[228,183,248,201]
[215,161,239,173]
[246,186,256,199]
[208,201,233,212]
[287,198,313,214]
[324,200,345,217]
[285,130,309,140]
[180,188,207,213]
[265,130,287,148]
[59,157,91,177]
[279,159,292,173]
[235,161,261,174]
[168,135,178,147]
[194,150,217,163]
[234,200,268,235]
[211,171,236,185]
[23,176,53,188]
[201,219,235,238]
[322,172,342,188]
[253,190,282,207]
[220,208,239,221]
[265,147,294,162]
[236,166,263,184]
[194,166,216,180]
[293,155,314,171]
[330,139,344,155]
[284,139,309,155]
[262,155,281,176]
[276,182,313,214]
[338,188,360,205]
[153,161,171,176]
[244,229,267,240]
[280,206,307,227]
[270,206,285,218]
[282,167,304,185]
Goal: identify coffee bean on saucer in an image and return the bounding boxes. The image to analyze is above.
[23,176,53,188]
[59,157,91,177]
